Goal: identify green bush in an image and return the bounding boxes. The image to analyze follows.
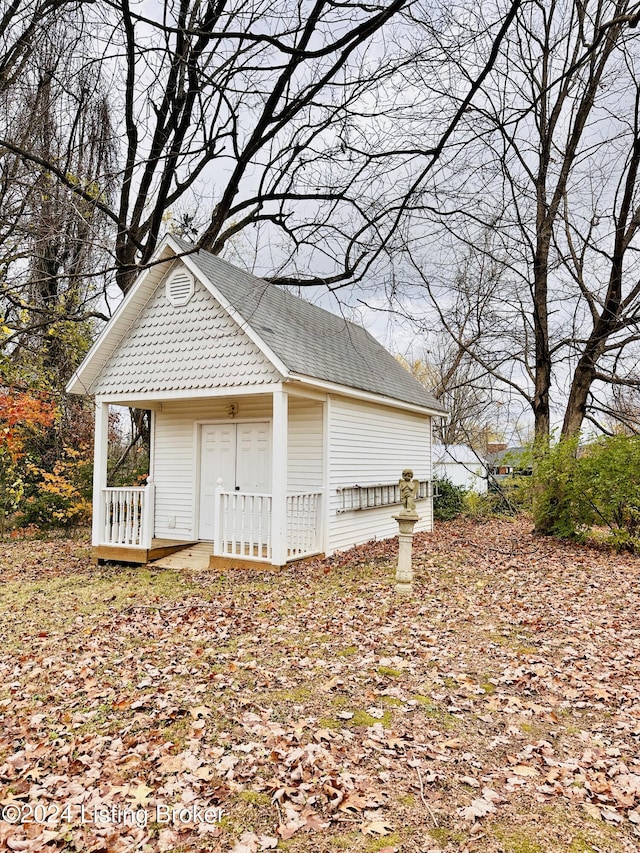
[531,436,581,537]
[433,477,466,520]
[573,435,640,551]
[532,434,640,550]
[465,477,530,518]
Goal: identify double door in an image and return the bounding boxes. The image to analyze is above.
[198,422,271,540]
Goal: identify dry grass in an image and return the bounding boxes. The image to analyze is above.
[0,519,639,852]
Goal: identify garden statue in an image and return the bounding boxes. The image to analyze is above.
[399,468,419,516]
[393,468,421,595]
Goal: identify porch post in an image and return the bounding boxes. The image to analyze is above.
[141,409,156,549]
[92,399,109,547]
[271,385,288,565]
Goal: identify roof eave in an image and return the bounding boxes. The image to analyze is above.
[286,373,449,417]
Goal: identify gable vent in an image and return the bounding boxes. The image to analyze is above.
[166,269,194,307]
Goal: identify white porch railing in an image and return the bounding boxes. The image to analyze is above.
[102,485,154,548]
[213,489,322,562]
[287,492,322,558]
[215,491,273,559]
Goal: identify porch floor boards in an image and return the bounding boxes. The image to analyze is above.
[150,545,323,571]
[148,542,213,570]
[151,543,277,571]
[93,539,196,565]
[96,541,324,570]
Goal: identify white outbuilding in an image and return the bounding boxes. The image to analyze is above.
[67,235,447,567]
[433,444,488,493]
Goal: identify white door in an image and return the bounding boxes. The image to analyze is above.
[198,422,271,540]
[236,422,271,492]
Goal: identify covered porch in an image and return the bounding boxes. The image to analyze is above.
[91,386,326,567]
[95,484,322,567]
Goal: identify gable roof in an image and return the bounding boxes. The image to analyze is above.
[91,269,281,395]
[67,235,447,414]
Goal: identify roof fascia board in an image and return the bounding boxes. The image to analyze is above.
[286,374,448,417]
[282,384,327,402]
[66,238,177,395]
[95,383,281,405]
[165,235,290,380]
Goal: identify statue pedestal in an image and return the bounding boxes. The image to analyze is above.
[393,512,419,595]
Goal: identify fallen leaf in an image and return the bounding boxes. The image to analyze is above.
[582,803,602,820]
[190,705,211,719]
[363,820,394,836]
[511,765,539,777]
[128,781,154,806]
[460,798,497,821]
[366,707,385,719]
[601,808,623,823]
[339,793,369,813]
[231,832,259,853]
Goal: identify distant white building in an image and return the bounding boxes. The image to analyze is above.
[433,444,488,494]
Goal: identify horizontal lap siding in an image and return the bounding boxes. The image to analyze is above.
[153,396,273,540]
[287,398,323,493]
[328,396,432,552]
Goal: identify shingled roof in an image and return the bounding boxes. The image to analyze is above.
[67,235,447,413]
[174,238,446,413]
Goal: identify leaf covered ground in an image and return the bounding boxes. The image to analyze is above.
[1,518,639,853]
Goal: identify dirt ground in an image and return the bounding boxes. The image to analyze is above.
[0,517,639,853]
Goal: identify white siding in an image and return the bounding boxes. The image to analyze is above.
[287,398,323,493]
[327,396,432,553]
[434,461,488,493]
[153,391,433,551]
[93,266,280,395]
[153,396,273,539]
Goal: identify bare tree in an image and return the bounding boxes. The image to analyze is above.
[398,339,500,449]
[401,0,640,441]
[0,0,526,299]
[602,385,640,432]
[0,0,82,92]
[0,9,116,387]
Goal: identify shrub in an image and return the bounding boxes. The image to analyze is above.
[433,477,466,520]
[573,435,640,551]
[464,477,530,518]
[0,388,94,534]
[531,434,640,550]
[531,436,581,538]
[0,387,58,536]
[21,450,92,528]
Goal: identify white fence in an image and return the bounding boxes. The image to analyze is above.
[213,490,322,562]
[102,485,154,548]
[215,491,273,559]
[100,485,321,559]
[286,492,322,557]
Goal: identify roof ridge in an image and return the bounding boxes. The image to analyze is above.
[167,235,447,413]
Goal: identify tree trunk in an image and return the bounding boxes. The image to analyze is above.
[562,355,598,438]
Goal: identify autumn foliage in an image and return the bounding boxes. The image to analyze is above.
[0,385,92,534]
[0,388,57,462]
